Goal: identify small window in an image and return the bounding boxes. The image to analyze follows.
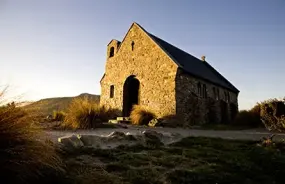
[110,85,114,98]
[227,92,231,102]
[213,87,220,100]
[217,88,220,100]
[213,87,217,99]
[224,91,230,102]
[202,84,207,98]
[131,41,135,51]
[109,47,114,58]
[197,82,202,96]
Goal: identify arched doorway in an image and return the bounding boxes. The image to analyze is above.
[123,75,140,117]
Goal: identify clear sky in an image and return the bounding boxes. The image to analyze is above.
[0,0,284,109]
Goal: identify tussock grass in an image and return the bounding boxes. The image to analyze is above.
[130,105,156,126]
[53,110,66,121]
[63,97,119,129]
[0,90,63,183]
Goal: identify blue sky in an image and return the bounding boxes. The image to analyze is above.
[0,0,284,109]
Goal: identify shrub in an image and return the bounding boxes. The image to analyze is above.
[53,110,66,121]
[0,92,63,183]
[233,110,262,127]
[130,105,156,126]
[260,98,285,132]
[63,97,119,129]
[250,103,261,116]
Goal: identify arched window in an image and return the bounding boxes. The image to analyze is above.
[109,47,114,58]
[131,41,135,51]
[110,85,114,98]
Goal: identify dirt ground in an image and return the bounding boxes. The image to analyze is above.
[45,125,285,143]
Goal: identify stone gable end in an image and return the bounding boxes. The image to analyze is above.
[100,23,178,117]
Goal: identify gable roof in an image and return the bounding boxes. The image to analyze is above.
[134,23,239,93]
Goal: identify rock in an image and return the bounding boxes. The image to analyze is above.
[143,130,163,140]
[142,130,164,146]
[115,123,128,129]
[58,135,84,149]
[79,135,102,147]
[148,119,158,127]
[107,131,126,138]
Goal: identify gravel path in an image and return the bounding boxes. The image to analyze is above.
[45,126,285,142]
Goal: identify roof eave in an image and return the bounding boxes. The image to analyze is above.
[180,68,239,93]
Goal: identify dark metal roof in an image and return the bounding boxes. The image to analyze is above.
[147,33,239,93]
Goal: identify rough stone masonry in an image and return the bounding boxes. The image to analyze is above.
[100,22,239,126]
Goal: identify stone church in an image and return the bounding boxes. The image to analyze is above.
[100,22,239,125]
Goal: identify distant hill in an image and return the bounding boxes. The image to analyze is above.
[24,93,100,116]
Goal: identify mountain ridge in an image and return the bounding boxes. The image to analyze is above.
[24,93,100,116]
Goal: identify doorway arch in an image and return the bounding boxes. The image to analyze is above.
[123,75,140,116]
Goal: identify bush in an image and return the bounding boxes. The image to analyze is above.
[53,110,66,121]
[63,97,119,129]
[0,93,63,183]
[130,105,156,126]
[233,110,262,127]
[260,98,285,132]
[250,103,261,116]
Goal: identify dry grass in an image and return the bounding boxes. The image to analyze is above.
[0,90,63,183]
[53,110,66,121]
[130,105,156,126]
[63,97,119,129]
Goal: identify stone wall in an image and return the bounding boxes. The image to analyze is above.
[100,23,239,125]
[175,68,238,126]
[100,23,178,117]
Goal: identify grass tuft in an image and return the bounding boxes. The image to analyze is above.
[130,105,156,126]
[53,110,66,121]
[63,97,119,129]
[0,91,63,183]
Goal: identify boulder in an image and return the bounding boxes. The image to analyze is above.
[58,135,84,149]
[142,130,163,140]
[148,119,158,127]
[142,130,164,146]
[79,135,102,147]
